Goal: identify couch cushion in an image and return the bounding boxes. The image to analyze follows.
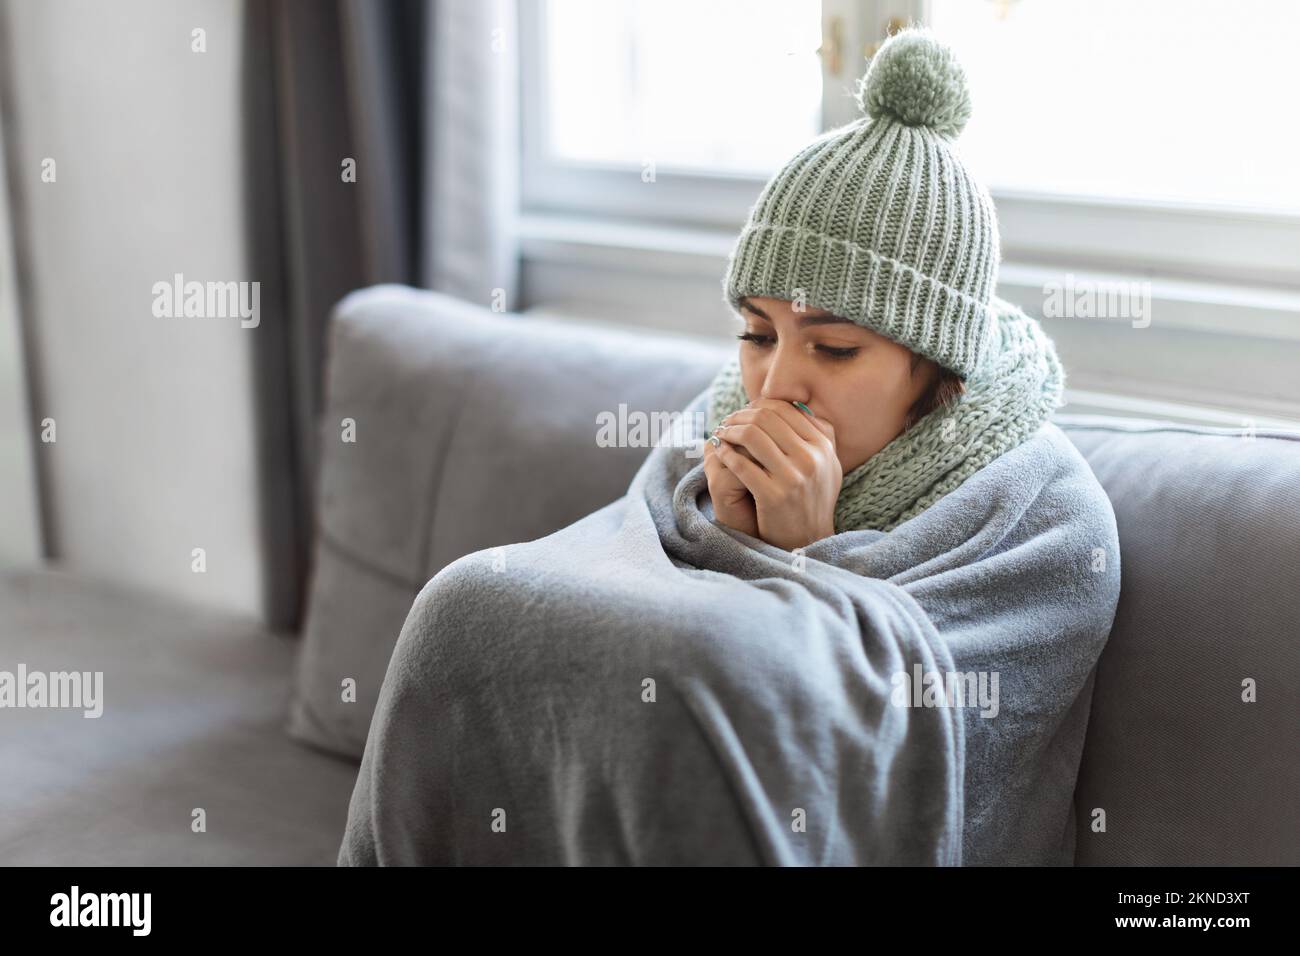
[0,567,357,864]
[1053,414,1300,865]
[287,285,732,759]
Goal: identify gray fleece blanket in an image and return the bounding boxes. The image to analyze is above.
[338,386,1121,866]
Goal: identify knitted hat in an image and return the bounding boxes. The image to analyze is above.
[721,27,999,380]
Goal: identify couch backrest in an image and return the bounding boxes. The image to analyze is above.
[291,285,1300,866]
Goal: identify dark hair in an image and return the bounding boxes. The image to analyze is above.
[903,351,965,433]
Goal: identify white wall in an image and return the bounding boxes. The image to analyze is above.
[3,0,267,618]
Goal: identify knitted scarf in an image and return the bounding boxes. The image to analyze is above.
[704,297,1066,533]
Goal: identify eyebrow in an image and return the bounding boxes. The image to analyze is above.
[738,297,855,327]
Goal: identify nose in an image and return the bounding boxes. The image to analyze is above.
[759,338,812,405]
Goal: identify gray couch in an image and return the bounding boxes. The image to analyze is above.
[3,284,1296,865]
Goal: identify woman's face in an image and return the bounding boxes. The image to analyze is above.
[735,295,939,474]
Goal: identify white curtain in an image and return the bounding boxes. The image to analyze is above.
[424,0,521,308]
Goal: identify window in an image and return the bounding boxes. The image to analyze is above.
[520,0,835,226]
[524,0,1300,278]
[543,0,823,176]
[927,0,1300,212]
[518,0,1300,422]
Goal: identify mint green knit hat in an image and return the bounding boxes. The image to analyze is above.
[721,27,999,379]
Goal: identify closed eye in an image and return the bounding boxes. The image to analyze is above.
[736,331,860,360]
[816,344,861,359]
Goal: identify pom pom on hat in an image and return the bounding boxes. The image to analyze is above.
[855,27,972,139]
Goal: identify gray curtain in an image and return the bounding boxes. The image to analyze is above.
[245,0,519,629]
[243,0,428,630]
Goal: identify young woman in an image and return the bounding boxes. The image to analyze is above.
[699,25,1062,551]
[339,26,1119,869]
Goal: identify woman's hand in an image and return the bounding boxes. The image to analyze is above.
[702,429,759,539]
[709,399,842,552]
